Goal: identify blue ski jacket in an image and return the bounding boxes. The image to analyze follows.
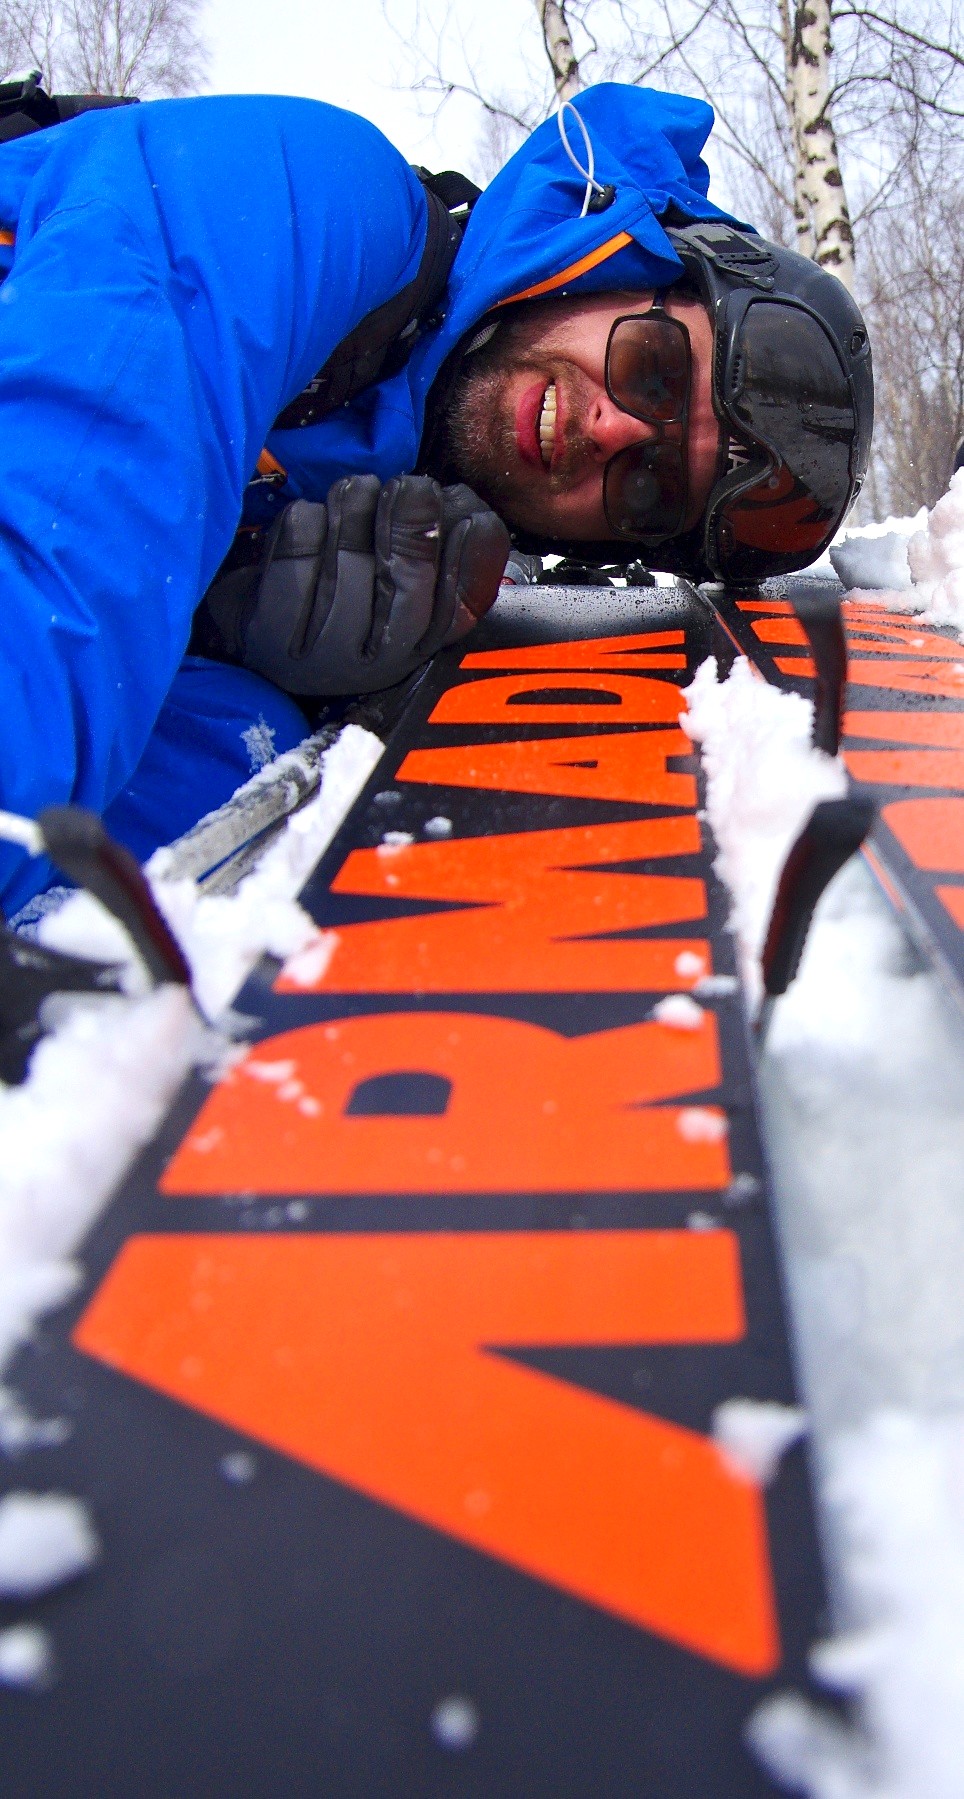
[0,82,738,913]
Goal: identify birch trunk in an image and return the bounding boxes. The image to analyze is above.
[534,0,582,101]
[778,0,815,258]
[783,0,855,289]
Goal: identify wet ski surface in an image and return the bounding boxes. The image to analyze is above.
[1,586,827,1798]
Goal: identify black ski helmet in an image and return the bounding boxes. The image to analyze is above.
[510,219,874,585]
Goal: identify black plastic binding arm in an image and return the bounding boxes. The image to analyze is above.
[38,807,192,989]
[785,578,849,757]
[757,794,876,1039]
[0,925,124,1086]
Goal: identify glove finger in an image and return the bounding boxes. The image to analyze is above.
[429,504,510,652]
[241,551,324,689]
[325,474,382,555]
[298,474,381,660]
[268,498,329,563]
[438,482,492,532]
[370,476,444,661]
[239,498,331,683]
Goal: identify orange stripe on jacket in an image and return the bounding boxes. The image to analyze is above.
[496,232,634,306]
[0,229,14,248]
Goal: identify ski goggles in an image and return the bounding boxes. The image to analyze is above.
[702,295,858,583]
[601,304,692,541]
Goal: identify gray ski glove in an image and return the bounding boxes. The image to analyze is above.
[201,475,510,697]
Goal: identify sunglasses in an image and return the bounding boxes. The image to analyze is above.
[602,303,692,541]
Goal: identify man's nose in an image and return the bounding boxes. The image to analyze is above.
[585,394,660,461]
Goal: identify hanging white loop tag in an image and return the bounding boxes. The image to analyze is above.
[556,98,608,219]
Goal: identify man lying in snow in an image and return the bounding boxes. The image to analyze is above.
[0,81,872,916]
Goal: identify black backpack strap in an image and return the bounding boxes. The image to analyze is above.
[415,167,482,218]
[0,71,136,145]
[273,170,477,433]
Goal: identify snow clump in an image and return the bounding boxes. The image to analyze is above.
[713,1398,808,1485]
[840,474,964,638]
[749,850,964,1796]
[0,724,383,1385]
[431,1694,480,1750]
[0,1622,55,1690]
[0,1388,71,1455]
[34,723,382,1021]
[0,1491,99,1597]
[749,1410,964,1799]
[681,657,847,1000]
[651,993,705,1030]
[674,949,707,980]
[829,510,925,592]
[831,534,913,592]
[0,986,204,1372]
[148,723,382,1018]
[676,1106,728,1143]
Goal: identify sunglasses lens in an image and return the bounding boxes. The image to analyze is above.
[603,442,687,538]
[607,315,689,422]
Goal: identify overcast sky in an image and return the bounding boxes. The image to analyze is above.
[202,0,536,182]
[201,0,736,209]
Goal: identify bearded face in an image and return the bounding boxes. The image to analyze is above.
[434,289,722,544]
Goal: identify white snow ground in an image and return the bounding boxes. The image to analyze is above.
[830,478,964,639]
[688,654,964,1798]
[818,509,925,582]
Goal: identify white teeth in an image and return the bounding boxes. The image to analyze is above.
[538,382,557,467]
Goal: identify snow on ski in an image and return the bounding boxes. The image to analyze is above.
[1,584,826,1798]
[707,578,964,1011]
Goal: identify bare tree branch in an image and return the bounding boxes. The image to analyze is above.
[0,0,209,95]
[834,5,964,71]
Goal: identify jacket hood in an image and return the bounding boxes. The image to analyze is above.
[408,82,746,414]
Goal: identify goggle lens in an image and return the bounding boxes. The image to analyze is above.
[710,301,856,582]
[729,301,855,489]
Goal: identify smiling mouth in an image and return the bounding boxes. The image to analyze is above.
[537,382,557,468]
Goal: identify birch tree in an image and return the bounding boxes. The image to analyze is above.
[385,0,672,181]
[648,0,964,286]
[781,0,854,286]
[536,0,582,100]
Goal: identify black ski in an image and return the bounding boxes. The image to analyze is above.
[1,583,828,1798]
